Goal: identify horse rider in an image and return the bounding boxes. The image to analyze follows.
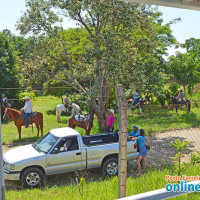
[1,94,8,107]
[177,90,185,106]
[64,93,70,106]
[132,89,139,106]
[20,96,33,128]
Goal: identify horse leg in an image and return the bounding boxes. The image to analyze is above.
[17,126,22,139]
[36,124,39,137]
[176,107,178,116]
[86,128,91,135]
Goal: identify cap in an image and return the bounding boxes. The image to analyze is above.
[109,109,114,115]
[133,125,139,129]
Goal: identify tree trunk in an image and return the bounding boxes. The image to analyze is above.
[183,85,186,97]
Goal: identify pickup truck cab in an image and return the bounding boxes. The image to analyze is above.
[3,127,138,188]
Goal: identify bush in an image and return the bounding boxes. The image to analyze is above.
[18,88,36,100]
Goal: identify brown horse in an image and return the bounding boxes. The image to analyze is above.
[3,108,43,139]
[68,110,94,135]
[170,96,191,115]
[127,95,151,109]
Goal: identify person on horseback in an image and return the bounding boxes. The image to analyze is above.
[132,90,139,106]
[177,90,185,106]
[64,93,70,107]
[1,94,8,107]
[20,96,33,128]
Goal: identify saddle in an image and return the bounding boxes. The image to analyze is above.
[74,114,89,122]
[22,112,36,118]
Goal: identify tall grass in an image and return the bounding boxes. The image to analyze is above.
[6,165,200,200]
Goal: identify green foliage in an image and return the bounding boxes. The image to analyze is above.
[43,80,66,98]
[18,88,36,100]
[171,139,200,176]
[169,82,179,96]
[16,0,177,130]
[0,30,21,98]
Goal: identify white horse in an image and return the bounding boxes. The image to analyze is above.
[56,103,80,122]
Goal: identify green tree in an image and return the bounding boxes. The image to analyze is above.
[0,30,21,98]
[17,0,176,130]
[168,52,200,96]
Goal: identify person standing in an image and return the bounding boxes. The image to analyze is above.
[71,103,80,116]
[20,96,33,128]
[106,109,115,132]
[132,129,149,175]
[1,94,8,107]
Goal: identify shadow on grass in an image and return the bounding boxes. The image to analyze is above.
[46,109,71,117]
[13,136,40,143]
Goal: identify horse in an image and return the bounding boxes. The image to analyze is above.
[56,103,80,122]
[170,96,191,115]
[3,108,43,139]
[127,95,151,114]
[67,110,94,135]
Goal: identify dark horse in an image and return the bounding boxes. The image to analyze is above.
[170,96,191,115]
[3,108,43,139]
[68,110,94,135]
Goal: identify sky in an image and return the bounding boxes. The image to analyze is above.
[0,1,200,56]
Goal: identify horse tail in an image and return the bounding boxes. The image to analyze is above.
[40,113,43,136]
[56,106,59,122]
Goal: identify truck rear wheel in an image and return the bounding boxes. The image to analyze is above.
[102,158,118,176]
[21,167,45,188]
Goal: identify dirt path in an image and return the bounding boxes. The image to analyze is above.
[147,127,200,167]
[3,128,200,189]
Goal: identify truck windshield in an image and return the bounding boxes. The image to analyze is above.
[32,133,59,154]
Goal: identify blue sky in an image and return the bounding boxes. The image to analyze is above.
[0,1,200,55]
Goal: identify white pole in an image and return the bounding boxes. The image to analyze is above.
[0,106,5,200]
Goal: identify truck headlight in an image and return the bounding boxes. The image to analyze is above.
[4,163,15,170]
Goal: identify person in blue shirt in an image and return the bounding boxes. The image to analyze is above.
[128,125,139,140]
[132,129,149,175]
[132,90,139,106]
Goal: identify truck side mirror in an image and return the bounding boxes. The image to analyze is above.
[52,148,59,154]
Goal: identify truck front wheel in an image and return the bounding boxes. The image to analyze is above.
[102,158,118,176]
[21,167,45,188]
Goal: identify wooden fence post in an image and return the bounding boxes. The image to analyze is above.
[0,106,5,200]
[115,84,128,199]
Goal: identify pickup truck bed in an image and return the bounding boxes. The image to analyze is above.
[82,132,118,146]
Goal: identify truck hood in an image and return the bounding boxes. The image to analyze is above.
[3,144,44,164]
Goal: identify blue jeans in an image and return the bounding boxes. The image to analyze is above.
[25,113,31,126]
[107,126,114,132]
[179,99,182,105]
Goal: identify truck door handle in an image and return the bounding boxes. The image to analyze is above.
[76,152,81,155]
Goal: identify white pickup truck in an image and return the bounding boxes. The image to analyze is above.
[3,127,138,188]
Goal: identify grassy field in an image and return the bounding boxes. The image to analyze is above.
[3,95,200,199]
[2,95,200,143]
[6,165,200,200]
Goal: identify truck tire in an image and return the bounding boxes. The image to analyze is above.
[21,167,45,188]
[102,158,118,176]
